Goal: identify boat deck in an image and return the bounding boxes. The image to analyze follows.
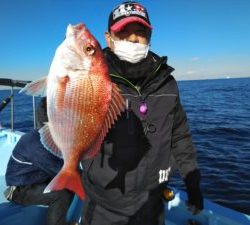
[0,129,24,203]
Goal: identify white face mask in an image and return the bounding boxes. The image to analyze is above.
[111,39,149,63]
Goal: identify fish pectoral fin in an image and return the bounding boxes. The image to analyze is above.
[58,75,70,85]
[56,75,70,109]
[19,77,47,97]
[84,83,125,159]
[39,123,63,158]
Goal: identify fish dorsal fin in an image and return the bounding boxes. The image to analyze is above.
[19,77,47,97]
[84,83,125,159]
[39,123,63,158]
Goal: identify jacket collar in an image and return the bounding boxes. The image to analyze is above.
[103,47,174,91]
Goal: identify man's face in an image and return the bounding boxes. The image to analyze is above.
[105,22,151,51]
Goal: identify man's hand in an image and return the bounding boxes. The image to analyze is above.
[184,169,204,215]
[186,187,203,215]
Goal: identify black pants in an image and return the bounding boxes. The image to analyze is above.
[10,183,74,225]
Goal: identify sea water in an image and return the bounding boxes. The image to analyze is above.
[0,77,249,215]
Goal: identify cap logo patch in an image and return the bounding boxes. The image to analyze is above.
[113,4,146,20]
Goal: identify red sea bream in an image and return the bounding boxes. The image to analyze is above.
[20,23,125,199]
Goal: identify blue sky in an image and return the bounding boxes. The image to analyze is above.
[0,0,249,81]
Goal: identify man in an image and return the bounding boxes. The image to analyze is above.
[81,1,203,225]
[4,129,74,225]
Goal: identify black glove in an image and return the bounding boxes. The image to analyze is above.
[184,169,204,215]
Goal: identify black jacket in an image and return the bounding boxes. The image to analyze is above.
[81,49,199,216]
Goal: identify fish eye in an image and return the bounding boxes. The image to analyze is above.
[84,45,95,56]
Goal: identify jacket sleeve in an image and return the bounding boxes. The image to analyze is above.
[170,96,198,178]
[32,145,63,178]
[170,96,204,211]
[25,130,63,177]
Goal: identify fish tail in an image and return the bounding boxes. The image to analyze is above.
[44,169,85,200]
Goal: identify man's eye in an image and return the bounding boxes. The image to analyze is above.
[136,30,147,36]
[118,30,127,36]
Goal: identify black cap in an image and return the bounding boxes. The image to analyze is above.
[108,1,152,32]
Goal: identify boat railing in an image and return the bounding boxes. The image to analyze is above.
[0,78,37,131]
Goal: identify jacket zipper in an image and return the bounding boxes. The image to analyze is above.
[110,74,141,135]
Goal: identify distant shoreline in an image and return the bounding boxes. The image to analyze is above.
[0,76,250,90]
[176,76,250,82]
